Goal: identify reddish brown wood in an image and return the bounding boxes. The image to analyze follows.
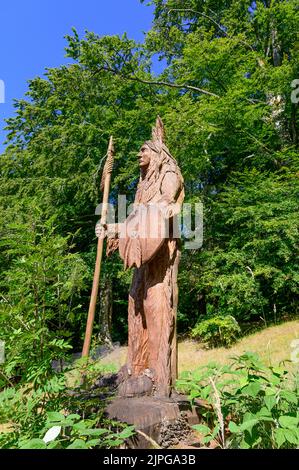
[105,118,185,397]
[82,137,114,358]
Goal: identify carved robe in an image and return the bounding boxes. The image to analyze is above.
[120,161,184,397]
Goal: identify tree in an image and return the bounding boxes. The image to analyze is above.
[1,0,298,373]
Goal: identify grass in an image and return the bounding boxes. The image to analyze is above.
[98,320,299,373]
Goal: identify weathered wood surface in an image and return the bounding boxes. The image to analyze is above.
[103,117,185,398]
[105,395,206,449]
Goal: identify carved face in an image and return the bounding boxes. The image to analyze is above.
[137,144,152,168]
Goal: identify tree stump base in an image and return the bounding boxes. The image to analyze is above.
[105,394,205,449]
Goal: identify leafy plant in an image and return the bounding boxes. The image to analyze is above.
[19,412,135,449]
[177,352,299,449]
[0,208,88,386]
[0,362,135,449]
[191,315,241,347]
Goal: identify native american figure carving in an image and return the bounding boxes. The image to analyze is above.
[96,117,184,398]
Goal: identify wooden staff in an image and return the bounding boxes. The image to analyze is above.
[82,136,115,357]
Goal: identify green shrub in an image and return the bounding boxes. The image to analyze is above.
[191,315,241,347]
[177,352,299,449]
[0,209,88,387]
[0,362,134,449]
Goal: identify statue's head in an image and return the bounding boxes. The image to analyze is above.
[137,143,153,169]
[136,116,185,204]
[137,116,165,172]
[137,116,183,185]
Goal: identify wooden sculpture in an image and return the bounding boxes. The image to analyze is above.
[96,117,184,398]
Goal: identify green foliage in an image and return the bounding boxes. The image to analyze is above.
[19,412,135,449]
[177,352,299,449]
[190,170,299,325]
[0,205,88,386]
[0,363,135,449]
[191,315,241,347]
[0,0,299,387]
[144,0,299,330]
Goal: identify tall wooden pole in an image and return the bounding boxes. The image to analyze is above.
[82,136,114,357]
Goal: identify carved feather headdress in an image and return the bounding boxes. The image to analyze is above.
[145,116,175,163]
[151,116,165,148]
[140,117,184,198]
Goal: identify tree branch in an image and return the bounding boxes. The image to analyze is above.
[167,8,256,53]
[168,8,227,35]
[94,66,220,98]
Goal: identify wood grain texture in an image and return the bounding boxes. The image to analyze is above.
[116,119,185,397]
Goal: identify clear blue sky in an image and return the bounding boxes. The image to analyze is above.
[0,0,154,151]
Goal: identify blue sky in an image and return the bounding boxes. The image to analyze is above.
[0,0,154,150]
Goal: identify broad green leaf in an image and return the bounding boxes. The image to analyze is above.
[242,382,261,397]
[265,387,277,396]
[228,421,240,433]
[274,429,286,448]
[257,407,272,418]
[61,419,74,427]
[106,438,124,447]
[284,429,298,445]
[280,390,298,405]
[117,425,135,439]
[47,412,65,422]
[193,424,211,435]
[86,439,100,447]
[67,439,88,449]
[73,421,88,431]
[20,439,47,449]
[264,395,276,411]
[190,389,201,400]
[240,419,259,432]
[239,439,250,449]
[278,416,298,429]
[66,414,81,421]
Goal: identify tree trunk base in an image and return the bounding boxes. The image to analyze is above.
[105,394,206,449]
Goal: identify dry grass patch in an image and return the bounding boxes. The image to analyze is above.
[97,320,299,373]
[97,346,127,370]
[178,320,299,372]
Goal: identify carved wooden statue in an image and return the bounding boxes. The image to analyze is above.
[96,117,184,398]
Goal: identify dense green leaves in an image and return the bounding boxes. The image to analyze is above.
[178,352,299,449]
[0,364,135,449]
[191,315,241,346]
[0,0,298,389]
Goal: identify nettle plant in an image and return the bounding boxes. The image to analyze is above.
[19,412,135,449]
[0,364,135,449]
[177,353,299,449]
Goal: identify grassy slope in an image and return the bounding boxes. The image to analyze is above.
[98,320,299,373]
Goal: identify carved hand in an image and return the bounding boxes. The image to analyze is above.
[95,222,120,239]
[95,221,107,239]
